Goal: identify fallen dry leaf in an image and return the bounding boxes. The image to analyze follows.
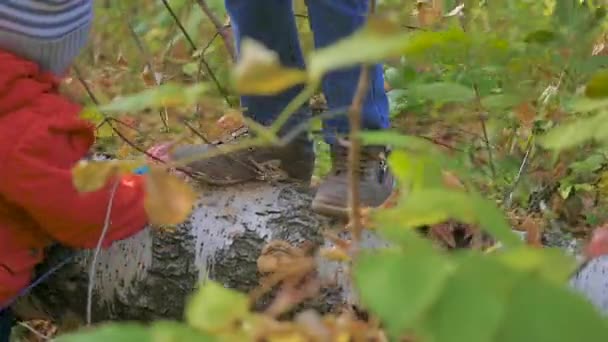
[144,166,197,226]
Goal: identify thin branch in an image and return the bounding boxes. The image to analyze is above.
[503,134,534,209]
[348,67,371,244]
[160,0,233,106]
[87,179,120,325]
[473,84,496,180]
[126,20,169,130]
[183,120,211,144]
[72,66,196,178]
[194,0,235,61]
[17,322,52,341]
[73,65,100,104]
[161,0,197,49]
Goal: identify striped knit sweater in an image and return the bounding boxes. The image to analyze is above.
[0,0,93,75]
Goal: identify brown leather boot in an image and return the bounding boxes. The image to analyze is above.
[312,141,395,219]
[171,128,315,185]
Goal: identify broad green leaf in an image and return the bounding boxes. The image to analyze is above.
[384,66,412,89]
[409,82,475,103]
[232,39,308,95]
[495,247,577,284]
[360,130,467,175]
[376,189,522,247]
[422,254,518,342]
[309,18,469,79]
[585,69,608,98]
[185,281,250,333]
[360,130,441,154]
[495,276,608,342]
[376,224,434,250]
[388,150,444,191]
[539,112,608,150]
[308,16,411,79]
[569,97,608,112]
[481,94,522,110]
[524,30,557,44]
[55,323,151,342]
[569,153,605,174]
[151,321,217,342]
[354,248,453,339]
[99,83,209,113]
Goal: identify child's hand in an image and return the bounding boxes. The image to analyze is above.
[145,142,190,180]
[147,142,174,163]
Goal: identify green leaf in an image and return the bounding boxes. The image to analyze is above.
[55,323,151,342]
[309,16,412,79]
[539,112,608,150]
[376,189,522,247]
[409,82,475,103]
[385,66,412,89]
[569,97,608,112]
[422,254,518,342]
[360,130,442,154]
[481,94,521,111]
[585,69,608,98]
[99,83,209,113]
[569,153,605,174]
[185,281,250,333]
[151,321,218,342]
[495,276,608,342]
[388,150,444,191]
[354,247,453,339]
[524,30,557,44]
[495,247,577,284]
[232,39,308,95]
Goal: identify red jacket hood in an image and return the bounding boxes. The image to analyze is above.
[0,51,59,114]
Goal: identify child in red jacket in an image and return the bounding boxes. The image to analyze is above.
[0,1,149,339]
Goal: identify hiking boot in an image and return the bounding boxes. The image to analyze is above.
[312,141,394,219]
[170,127,315,185]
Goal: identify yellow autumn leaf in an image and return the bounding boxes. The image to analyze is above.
[597,171,608,197]
[71,160,120,192]
[267,332,308,342]
[79,107,113,138]
[144,167,196,225]
[233,39,308,95]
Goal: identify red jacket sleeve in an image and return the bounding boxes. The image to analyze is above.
[0,114,149,249]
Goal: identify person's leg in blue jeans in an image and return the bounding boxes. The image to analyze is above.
[174,0,393,218]
[173,0,315,185]
[305,0,393,216]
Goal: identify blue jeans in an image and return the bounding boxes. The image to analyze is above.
[226,0,389,145]
[0,309,12,342]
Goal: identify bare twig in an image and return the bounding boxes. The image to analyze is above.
[503,134,534,208]
[160,0,232,105]
[194,0,235,61]
[87,179,120,325]
[183,120,212,144]
[125,20,169,130]
[473,84,496,180]
[348,67,371,244]
[72,66,196,178]
[17,321,52,341]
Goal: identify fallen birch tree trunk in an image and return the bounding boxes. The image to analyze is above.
[11,180,388,326]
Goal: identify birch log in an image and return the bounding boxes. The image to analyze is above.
[12,181,388,325]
